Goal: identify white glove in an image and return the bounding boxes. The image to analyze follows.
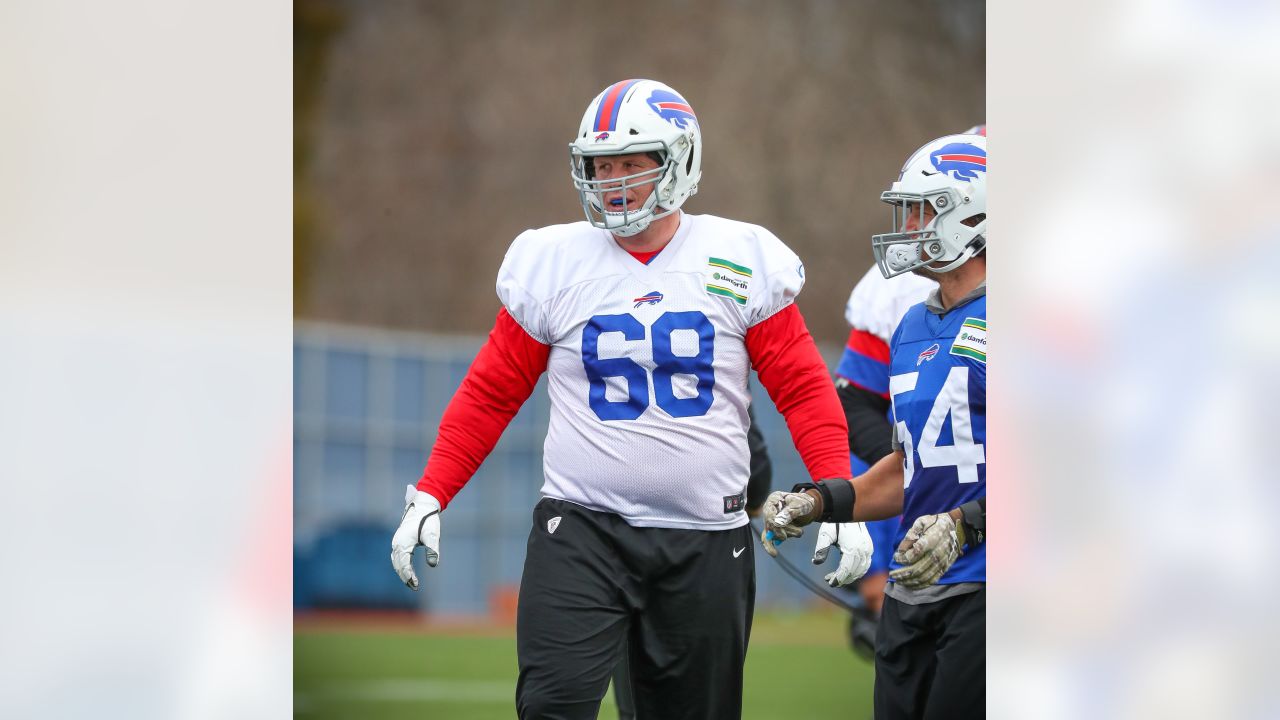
[812,522,874,587]
[390,485,442,591]
[889,512,962,589]
[759,490,815,557]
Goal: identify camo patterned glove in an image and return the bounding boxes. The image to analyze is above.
[760,490,816,557]
[889,511,965,589]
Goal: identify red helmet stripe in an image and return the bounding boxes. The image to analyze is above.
[593,79,641,132]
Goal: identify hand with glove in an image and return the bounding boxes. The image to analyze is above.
[812,522,874,587]
[759,489,819,557]
[390,484,442,591]
[889,509,964,589]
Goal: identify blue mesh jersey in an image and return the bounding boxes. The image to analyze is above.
[887,292,986,584]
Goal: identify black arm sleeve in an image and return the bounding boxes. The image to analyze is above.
[745,403,773,511]
[836,378,894,466]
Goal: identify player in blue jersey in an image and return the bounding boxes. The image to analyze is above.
[820,125,983,656]
[762,132,987,719]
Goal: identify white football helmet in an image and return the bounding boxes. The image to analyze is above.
[872,133,987,279]
[569,79,702,237]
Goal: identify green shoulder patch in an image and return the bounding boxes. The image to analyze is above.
[950,317,987,363]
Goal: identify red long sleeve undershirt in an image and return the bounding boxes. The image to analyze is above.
[417,304,851,508]
[744,304,852,481]
[416,309,549,508]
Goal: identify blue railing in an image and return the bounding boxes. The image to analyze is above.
[295,320,850,614]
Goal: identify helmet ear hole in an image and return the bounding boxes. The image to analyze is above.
[961,213,985,228]
[685,141,695,174]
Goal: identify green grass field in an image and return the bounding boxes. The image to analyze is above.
[296,609,875,719]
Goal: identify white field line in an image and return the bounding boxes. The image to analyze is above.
[299,678,513,703]
[295,678,620,708]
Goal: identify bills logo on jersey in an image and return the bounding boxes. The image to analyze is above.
[917,343,940,366]
[929,142,987,182]
[594,132,610,142]
[633,290,664,308]
[647,89,698,130]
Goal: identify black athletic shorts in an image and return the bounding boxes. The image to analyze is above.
[515,497,756,720]
[874,588,986,720]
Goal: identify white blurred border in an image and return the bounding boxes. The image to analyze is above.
[992,0,1280,717]
[7,0,1280,716]
[0,2,291,717]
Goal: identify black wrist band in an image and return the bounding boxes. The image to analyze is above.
[790,479,856,523]
[959,498,985,546]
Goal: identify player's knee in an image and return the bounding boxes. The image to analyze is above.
[516,688,555,720]
[515,691,551,720]
[516,683,597,720]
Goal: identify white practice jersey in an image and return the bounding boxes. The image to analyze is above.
[497,213,805,530]
[844,266,937,341]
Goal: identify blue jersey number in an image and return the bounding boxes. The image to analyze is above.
[581,311,715,421]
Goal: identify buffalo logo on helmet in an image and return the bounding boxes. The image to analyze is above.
[594,132,610,142]
[646,89,697,130]
[929,143,987,182]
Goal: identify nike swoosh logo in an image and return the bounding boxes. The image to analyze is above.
[733,547,746,558]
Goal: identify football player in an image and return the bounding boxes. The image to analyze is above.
[763,132,987,719]
[818,124,983,642]
[390,79,862,720]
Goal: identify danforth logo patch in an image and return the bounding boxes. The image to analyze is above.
[705,257,752,306]
[950,318,987,363]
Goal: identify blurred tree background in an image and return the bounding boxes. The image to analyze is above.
[294,0,984,346]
